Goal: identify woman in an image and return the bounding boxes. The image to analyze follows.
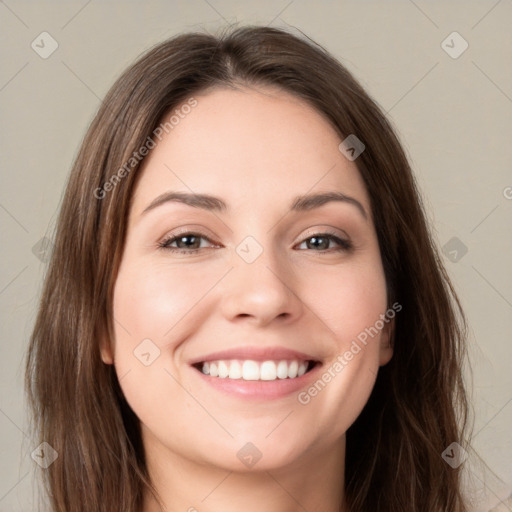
[25,25,471,512]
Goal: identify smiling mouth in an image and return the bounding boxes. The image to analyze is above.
[192,359,320,381]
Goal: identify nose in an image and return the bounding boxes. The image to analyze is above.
[219,242,304,327]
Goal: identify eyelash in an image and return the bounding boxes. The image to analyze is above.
[157,230,353,254]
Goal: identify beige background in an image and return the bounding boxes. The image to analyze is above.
[1,1,511,510]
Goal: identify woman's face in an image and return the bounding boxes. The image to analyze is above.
[101,85,393,471]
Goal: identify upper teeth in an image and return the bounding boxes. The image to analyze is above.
[200,360,310,380]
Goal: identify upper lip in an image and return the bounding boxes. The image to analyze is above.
[189,346,322,365]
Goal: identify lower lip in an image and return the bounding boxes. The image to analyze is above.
[191,363,322,400]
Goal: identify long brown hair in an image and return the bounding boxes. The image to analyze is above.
[24,24,472,512]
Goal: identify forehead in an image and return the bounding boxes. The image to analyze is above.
[129,85,370,220]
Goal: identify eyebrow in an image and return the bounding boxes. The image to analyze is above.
[141,190,368,219]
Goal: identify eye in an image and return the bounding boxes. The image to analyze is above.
[295,231,353,253]
[157,231,217,254]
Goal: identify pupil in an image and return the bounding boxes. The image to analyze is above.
[180,235,196,248]
[310,236,327,249]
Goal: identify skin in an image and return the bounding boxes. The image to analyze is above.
[100,85,394,512]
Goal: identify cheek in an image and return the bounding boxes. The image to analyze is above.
[110,259,212,434]
[292,261,388,442]
[310,259,388,346]
[112,259,214,350]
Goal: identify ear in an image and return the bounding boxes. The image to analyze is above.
[100,341,114,365]
[379,317,394,367]
[98,324,114,365]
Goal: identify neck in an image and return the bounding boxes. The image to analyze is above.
[141,430,348,512]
